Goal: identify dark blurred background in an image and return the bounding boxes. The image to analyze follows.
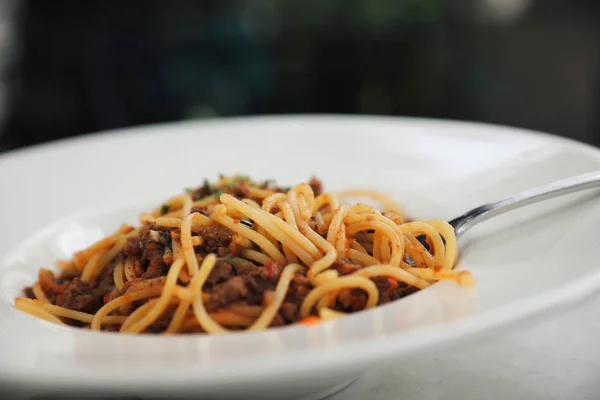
[0,0,599,153]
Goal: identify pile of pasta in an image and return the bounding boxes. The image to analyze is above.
[16,176,474,334]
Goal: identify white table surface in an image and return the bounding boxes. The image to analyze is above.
[331,292,600,400]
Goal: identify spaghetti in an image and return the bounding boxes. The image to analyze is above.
[15,175,473,334]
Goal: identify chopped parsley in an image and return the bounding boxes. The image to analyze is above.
[160,204,170,215]
[188,175,255,201]
[188,179,214,201]
[202,178,211,192]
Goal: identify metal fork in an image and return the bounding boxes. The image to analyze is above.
[449,170,600,239]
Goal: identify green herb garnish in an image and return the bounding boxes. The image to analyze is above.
[202,178,212,193]
[188,179,214,201]
[160,204,170,215]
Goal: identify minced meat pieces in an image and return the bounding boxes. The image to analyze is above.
[141,245,169,279]
[337,288,368,311]
[206,261,234,285]
[205,277,249,310]
[190,206,210,216]
[285,274,311,304]
[124,237,142,257]
[331,259,362,275]
[231,259,256,276]
[309,177,323,196]
[205,270,278,311]
[247,264,281,284]
[280,302,298,322]
[38,269,65,303]
[94,262,117,297]
[372,276,400,304]
[144,305,176,333]
[56,278,102,314]
[397,284,420,298]
[139,226,169,279]
[269,313,285,327]
[228,184,250,199]
[23,286,35,300]
[197,224,243,257]
[244,273,276,295]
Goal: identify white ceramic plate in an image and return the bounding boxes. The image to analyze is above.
[1,116,600,399]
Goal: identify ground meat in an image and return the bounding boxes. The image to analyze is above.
[57,267,81,281]
[337,288,368,311]
[269,313,285,327]
[221,242,244,258]
[205,264,279,311]
[23,286,35,299]
[285,274,311,304]
[34,263,115,318]
[244,272,276,294]
[206,261,234,285]
[308,216,318,232]
[205,277,249,310]
[189,181,213,201]
[124,237,142,257]
[180,314,206,333]
[231,259,256,276]
[309,177,323,196]
[139,226,169,279]
[264,261,281,280]
[372,276,400,304]
[38,269,65,303]
[190,206,210,216]
[397,284,420,298]
[95,262,117,295]
[197,224,243,257]
[103,287,121,305]
[331,259,362,275]
[228,184,250,199]
[247,263,281,284]
[144,305,176,333]
[55,278,102,314]
[142,246,169,279]
[280,302,298,322]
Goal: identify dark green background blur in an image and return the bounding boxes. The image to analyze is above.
[0,0,599,152]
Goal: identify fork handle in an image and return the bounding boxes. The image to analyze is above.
[449,170,600,238]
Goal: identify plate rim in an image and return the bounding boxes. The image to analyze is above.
[2,114,600,162]
[1,114,600,390]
